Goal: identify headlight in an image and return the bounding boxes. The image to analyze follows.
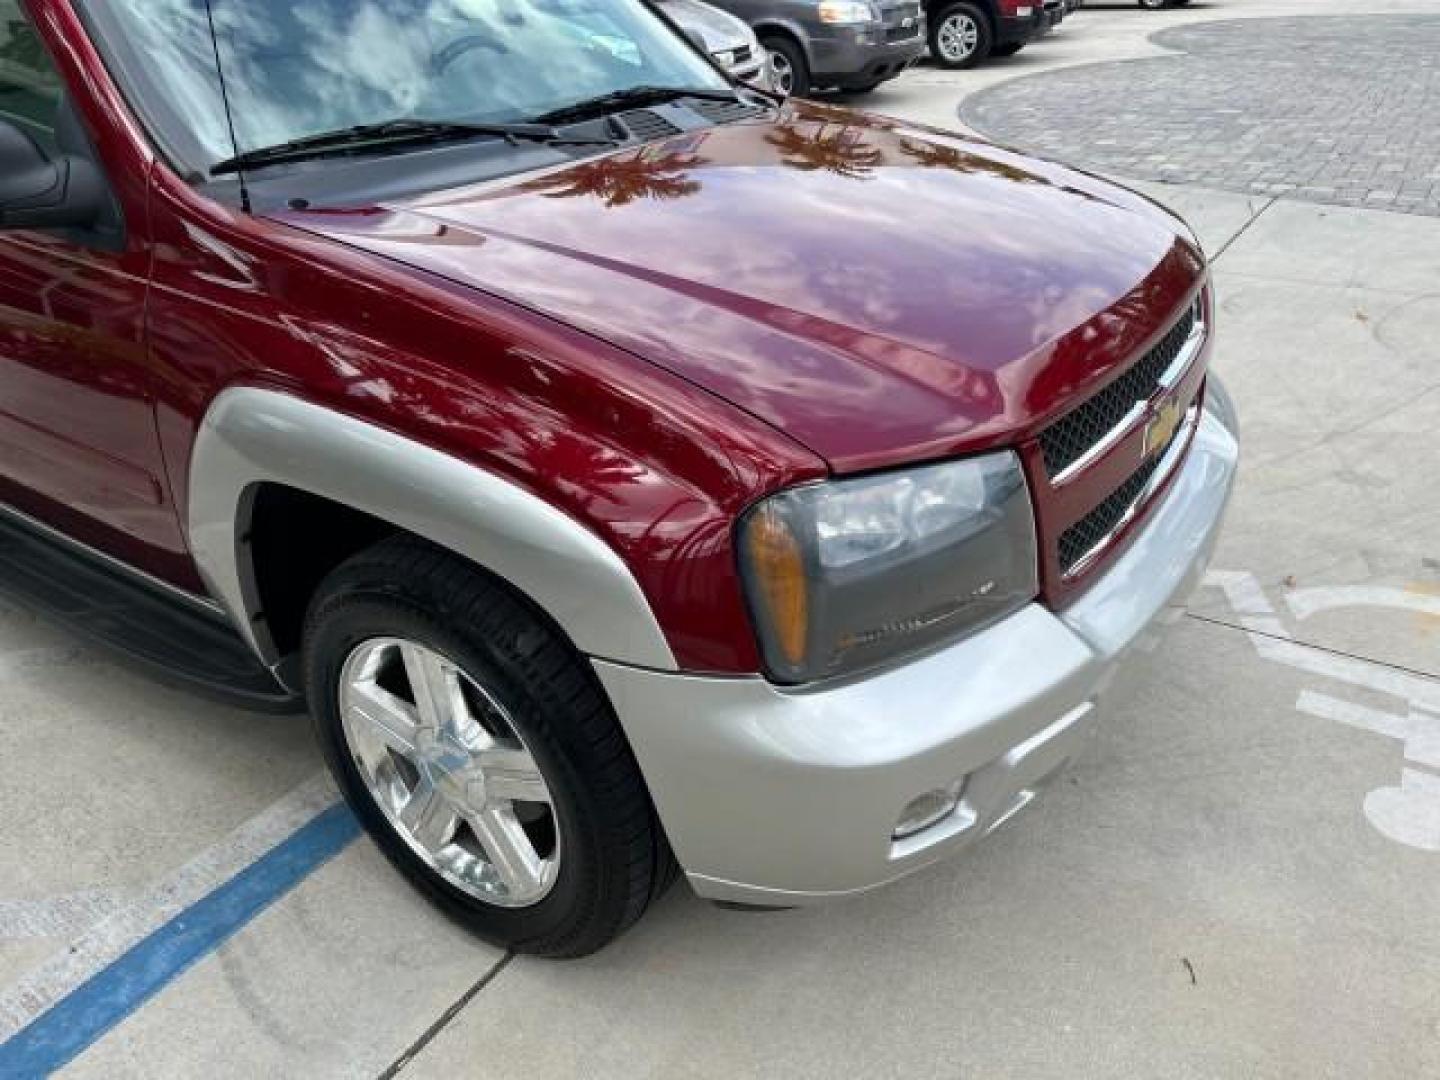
[818,0,878,24]
[739,452,1038,684]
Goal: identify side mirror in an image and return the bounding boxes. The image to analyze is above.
[0,120,105,232]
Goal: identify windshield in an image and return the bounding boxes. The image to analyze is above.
[79,0,728,171]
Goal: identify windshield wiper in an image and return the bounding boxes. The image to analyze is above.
[530,85,741,126]
[211,118,616,175]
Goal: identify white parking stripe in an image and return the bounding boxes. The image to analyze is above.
[1286,586,1440,622]
[1407,710,1440,771]
[1205,573,1440,710]
[0,891,132,942]
[1296,690,1410,740]
[1364,769,1440,853]
[1250,635,1440,713]
[1241,616,1291,638]
[1206,570,1278,617]
[0,771,339,1041]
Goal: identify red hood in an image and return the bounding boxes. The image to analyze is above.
[283,103,1204,473]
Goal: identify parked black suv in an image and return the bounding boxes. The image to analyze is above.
[702,0,927,96]
[926,0,1042,69]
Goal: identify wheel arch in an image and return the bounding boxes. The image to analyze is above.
[187,387,679,687]
[752,20,814,68]
[924,0,997,30]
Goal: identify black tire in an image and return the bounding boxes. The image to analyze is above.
[991,42,1024,57]
[762,33,810,98]
[929,2,993,69]
[302,535,675,958]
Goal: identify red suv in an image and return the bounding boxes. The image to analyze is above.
[0,0,1236,955]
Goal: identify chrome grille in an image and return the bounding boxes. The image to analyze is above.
[1056,390,1195,573]
[1039,301,1201,478]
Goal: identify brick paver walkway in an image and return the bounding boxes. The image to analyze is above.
[962,16,1440,216]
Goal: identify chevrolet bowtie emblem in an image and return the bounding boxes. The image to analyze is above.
[1143,394,1183,460]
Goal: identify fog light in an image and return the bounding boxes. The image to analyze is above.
[893,781,964,840]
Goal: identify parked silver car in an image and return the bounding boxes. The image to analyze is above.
[658,0,774,91]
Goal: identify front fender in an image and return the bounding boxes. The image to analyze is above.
[187,387,679,676]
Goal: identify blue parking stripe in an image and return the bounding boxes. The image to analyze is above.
[0,802,360,1078]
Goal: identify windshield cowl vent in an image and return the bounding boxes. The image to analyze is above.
[687,99,768,125]
[616,109,683,143]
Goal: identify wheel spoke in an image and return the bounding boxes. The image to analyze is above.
[346,680,420,756]
[470,805,545,896]
[400,781,459,853]
[477,745,550,804]
[401,642,463,732]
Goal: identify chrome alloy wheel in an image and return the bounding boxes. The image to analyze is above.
[339,637,560,908]
[769,49,794,96]
[936,12,980,62]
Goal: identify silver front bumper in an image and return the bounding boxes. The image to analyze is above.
[594,382,1240,906]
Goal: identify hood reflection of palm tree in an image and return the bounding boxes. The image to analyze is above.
[536,148,702,207]
[897,137,1048,187]
[897,137,973,172]
[898,138,1048,188]
[765,121,884,179]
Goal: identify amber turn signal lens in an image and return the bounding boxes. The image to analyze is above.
[743,505,809,669]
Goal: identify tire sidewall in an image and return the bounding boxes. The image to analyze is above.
[763,35,810,97]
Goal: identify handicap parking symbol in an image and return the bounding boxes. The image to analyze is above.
[1207,571,1440,853]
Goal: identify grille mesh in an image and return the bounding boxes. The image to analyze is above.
[1039,302,1199,478]
[884,4,922,39]
[1056,392,1194,573]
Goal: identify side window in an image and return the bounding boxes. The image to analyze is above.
[0,1,62,155]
